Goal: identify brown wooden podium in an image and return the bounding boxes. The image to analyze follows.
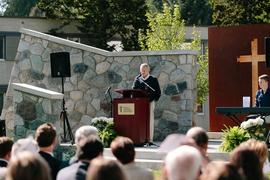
[113,89,150,145]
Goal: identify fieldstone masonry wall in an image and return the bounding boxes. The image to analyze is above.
[12,83,63,140]
[1,28,198,141]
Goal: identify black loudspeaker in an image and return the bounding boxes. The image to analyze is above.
[50,52,71,77]
[265,37,270,68]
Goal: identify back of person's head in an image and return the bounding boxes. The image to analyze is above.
[230,147,263,180]
[238,139,268,168]
[11,137,39,158]
[6,151,51,180]
[87,158,126,180]
[35,123,56,147]
[75,125,98,144]
[76,135,103,161]
[186,127,208,148]
[200,161,243,180]
[159,134,197,153]
[164,145,202,180]
[110,136,135,164]
[0,136,13,159]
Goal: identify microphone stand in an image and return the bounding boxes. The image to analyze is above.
[108,90,113,118]
[139,77,155,92]
[105,87,113,118]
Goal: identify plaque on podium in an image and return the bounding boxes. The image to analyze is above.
[113,89,149,145]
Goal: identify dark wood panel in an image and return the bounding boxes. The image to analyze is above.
[208,24,270,131]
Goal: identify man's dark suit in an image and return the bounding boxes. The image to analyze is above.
[56,161,89,180]
[39,151,66,180]
[0,159,8,167]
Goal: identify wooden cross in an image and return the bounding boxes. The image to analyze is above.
[237,38,265,106]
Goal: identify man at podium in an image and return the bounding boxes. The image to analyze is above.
[256,74,270,107]
[132,63,161,142]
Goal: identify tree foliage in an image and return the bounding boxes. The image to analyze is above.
[38,0,148,51]
[139,3,185,50]
[2,0,38,16]
[181,0,212,25]
[139,3,209,104]
[146,0,212,25]
[210,0,270,26]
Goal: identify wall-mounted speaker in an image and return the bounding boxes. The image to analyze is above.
[50,52,71,77]
[265,37,270,68]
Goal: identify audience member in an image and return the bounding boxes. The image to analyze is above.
[0,137,13,167]
[110,136,153,180]
[69,125,99,164]
[35,123,66,180]
[11,136,39,158]
[158,134,197,153]
[230,147,264,180]
[163,145,202,180]
[87,158,126,180]
[186,127,210,171]
[6,151,51,180]
[200,161,243,180]
[0,167,7,180]
[57,135,104,180]
[75,125,98,144]
[237,139,268,171]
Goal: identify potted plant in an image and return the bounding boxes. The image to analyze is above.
[220,116,266,152]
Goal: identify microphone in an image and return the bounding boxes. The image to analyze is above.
[105,86,111,95]
[138,76,143,83]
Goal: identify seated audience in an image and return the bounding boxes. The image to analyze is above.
[110,136,153,180]
[75,125,98,144]
[87,158,126,180]
[230,146,264,180]
[186,126,210,170]
[0,167,7,180]
[163,145,202,180]
[158,134,197,153]
[237,139,269,173]
[11,136,39,157]
[6,151,51,180]
[69,125,99,164]
[0,137,13,167]
[200,161,244,180]
[57,135,104,180]
[35,123,66,180]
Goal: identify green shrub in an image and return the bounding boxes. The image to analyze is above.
[219,126,250,152]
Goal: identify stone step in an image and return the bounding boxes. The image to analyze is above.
[207,132,223,139]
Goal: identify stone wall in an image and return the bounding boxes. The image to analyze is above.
[12,83,63,140]
[1,28,198,141]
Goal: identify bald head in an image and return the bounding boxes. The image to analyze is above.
[186,127,208,148]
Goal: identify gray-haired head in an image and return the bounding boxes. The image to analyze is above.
[75,125,99,144]
[11,136,39,158]
[164,145,202,180]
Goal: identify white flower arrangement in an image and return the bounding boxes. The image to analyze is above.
[240,116,266,141]
[240,116,264,129]
[91,116,114,124]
